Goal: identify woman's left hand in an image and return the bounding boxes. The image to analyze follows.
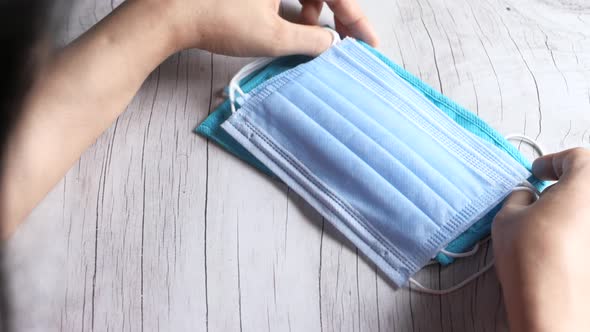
[151,0,379,56]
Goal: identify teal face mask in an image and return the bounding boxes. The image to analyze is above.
[195,41,547,267]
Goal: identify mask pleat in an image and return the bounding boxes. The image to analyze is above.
[314,55,519,191]
[281,80,460,221]
[334,42,530,181]
[290,73,481,203]
[250,91,444,248]
[222,38,531,286]
[300,62,489,196]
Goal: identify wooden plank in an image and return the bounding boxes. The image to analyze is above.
[205,53,325,332]
[138,49,211,331]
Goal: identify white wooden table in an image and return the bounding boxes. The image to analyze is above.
[7,0,590,331]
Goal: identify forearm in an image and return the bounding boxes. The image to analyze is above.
[501,271,559,332]
[1,0,378,235]
[1,0,176,233]
[502,267,588,332]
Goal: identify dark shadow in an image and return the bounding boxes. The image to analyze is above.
[279,1,302,23]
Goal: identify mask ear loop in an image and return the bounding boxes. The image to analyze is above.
[433,134,545,259]
[409,185,539,295]
[228,57,275,113]
[410,135,544,295]
[228,28,341,113]
[505,133,546,157]
[440,240,482,258]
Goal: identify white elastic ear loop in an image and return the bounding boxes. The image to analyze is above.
[409,184,540,295]
[228,27,341,113]
[505,134,545,156]
[409,260,496,295]
[228,57,275,113]
[512,181,541,200]
[410,134,544,295]
[440,241,482,258]
[325,27,341,46]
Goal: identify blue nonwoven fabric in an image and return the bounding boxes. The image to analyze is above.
[196,55,311,178]
[195,43,547,265]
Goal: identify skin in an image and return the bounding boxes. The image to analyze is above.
[494,148,590,331]
[0,0,588,330]
[0,0,378,233]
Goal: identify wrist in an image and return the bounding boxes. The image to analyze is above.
[136,0,202,54]
[121,0,183,58]
[497,248,590,332]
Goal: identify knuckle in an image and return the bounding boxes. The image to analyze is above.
[569,147,589,159]
[494,207,512,223]
[493,203,519,225]
[568,147,590,164]
[564,147,590,176]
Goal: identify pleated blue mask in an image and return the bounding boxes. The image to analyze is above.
[220,38,532,286]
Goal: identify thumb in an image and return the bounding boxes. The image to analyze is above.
[274,21,335,56]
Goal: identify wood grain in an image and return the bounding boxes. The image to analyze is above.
[6,0,590,331]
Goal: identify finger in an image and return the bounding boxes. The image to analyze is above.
[539,183,557,196]
[532,148,590,180]
[532,151,567,180]
[502,190,536,208]
[299,0,324,25]
[324,0,379,46]
[274,20,334,56]
[334,16,351,38]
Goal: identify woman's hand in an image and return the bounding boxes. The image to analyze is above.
[493,148,590,332]
[153,0,378,56]
[1,0,377,233]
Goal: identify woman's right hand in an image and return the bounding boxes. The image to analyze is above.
[493,148,590,332]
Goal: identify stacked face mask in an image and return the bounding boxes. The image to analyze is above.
[197,42,546,267]
[215,38,532,286]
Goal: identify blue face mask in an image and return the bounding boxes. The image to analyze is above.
[218,38,532,286]
[196,40,547,268]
